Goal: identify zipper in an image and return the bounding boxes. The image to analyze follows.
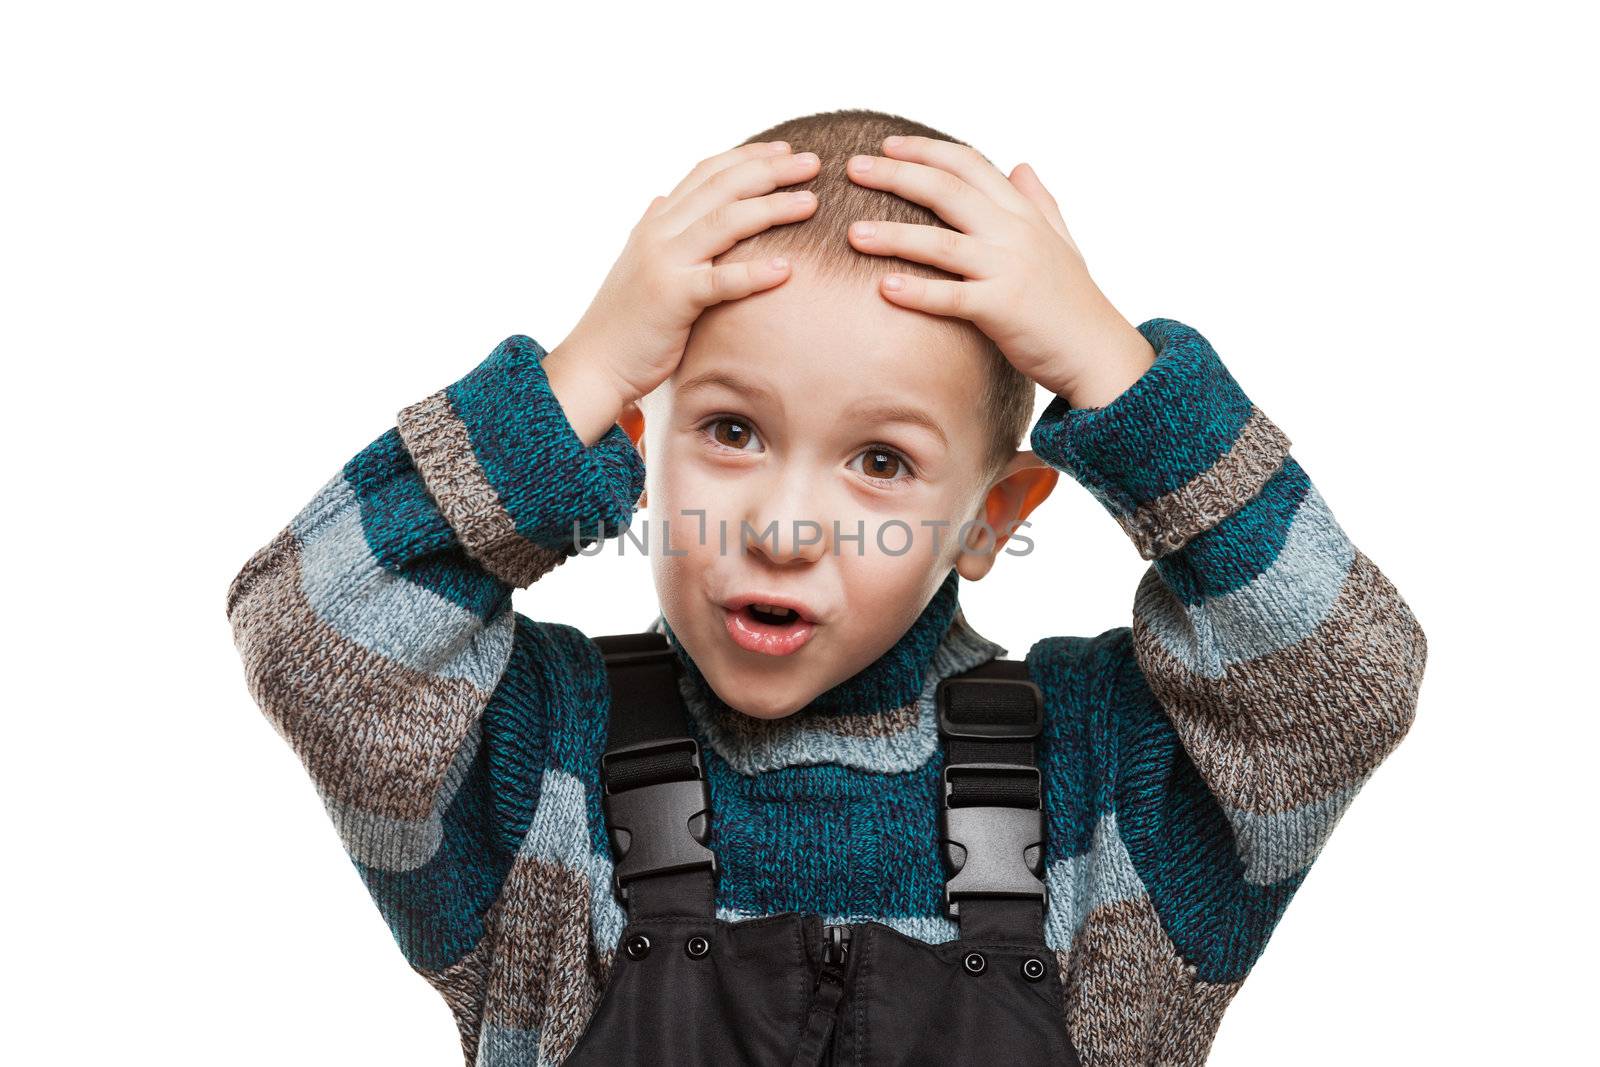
[790,923,853,1067]
[818,925,852,1066]
[818,923,852,985]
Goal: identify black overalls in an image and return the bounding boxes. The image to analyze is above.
[564,633,1082,1066]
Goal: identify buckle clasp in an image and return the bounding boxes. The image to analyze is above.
[601,738,718,902]
[939,762,1047,919]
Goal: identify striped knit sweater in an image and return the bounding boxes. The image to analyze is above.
[225,318,1427,1066]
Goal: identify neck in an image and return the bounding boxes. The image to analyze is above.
[653,569,1005,776]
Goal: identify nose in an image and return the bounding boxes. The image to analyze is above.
[742,468,829,567]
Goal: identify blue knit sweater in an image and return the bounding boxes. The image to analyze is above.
[226,319,1427,1066]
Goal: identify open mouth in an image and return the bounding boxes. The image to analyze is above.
[723,600,818,656]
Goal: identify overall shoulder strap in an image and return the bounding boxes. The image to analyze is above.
[935,657,1049,942]
[593,632,718,920]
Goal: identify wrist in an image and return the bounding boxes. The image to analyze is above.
[544,333,635,447]
[1056,317,1157,410]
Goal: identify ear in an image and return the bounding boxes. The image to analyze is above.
[619,401,648,508]
[954,451,1059,581]
[619,400,646,450]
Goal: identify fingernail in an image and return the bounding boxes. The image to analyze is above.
[851,155,874,172]
[884,274,903,291]
[853,222,876,239]
[769,141,789,152]
[770,257,788,270]
[795,152,818,165]
[884,135,904,148]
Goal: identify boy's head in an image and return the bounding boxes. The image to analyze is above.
[625,109,1058,720]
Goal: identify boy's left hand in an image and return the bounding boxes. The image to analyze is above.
[844,135,1155,409]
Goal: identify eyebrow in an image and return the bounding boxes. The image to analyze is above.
[675,369,780,407]
[842,398,949,449]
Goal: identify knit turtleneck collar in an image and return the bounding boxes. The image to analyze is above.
[651,569,1006,777]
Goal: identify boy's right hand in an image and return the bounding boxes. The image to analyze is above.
[544,141,821,446]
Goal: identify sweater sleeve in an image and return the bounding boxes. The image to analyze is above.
[1028,318,1428,983]
[224,335,641,1000]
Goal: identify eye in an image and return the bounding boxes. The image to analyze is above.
[850,445,914,483]
[701,416,763,452]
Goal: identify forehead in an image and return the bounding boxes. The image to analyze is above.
[669,267,990,433]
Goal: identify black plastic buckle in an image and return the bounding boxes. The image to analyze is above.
[939,763,1047,919]
[601,738,718,902]
[935,676,1044,740]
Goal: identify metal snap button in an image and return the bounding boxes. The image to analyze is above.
[624,933,652,960]
[962,951,987,976]
[1020,956,1046,982]
[685,935,711,959]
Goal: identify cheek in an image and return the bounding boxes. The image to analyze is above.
[859,486,984,570]
[833,548,945,641]
[645,450,729,620]
[649,449,740,555]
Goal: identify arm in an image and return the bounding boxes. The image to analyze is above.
[224,334,642,1002]
[1030,318,1428,982]
[225,140,828,1059]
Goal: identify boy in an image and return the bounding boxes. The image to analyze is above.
[226,109,1427,1065]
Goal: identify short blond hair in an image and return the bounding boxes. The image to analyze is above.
[715,108,1035,478]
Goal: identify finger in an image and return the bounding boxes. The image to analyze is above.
[662,140,792,207]
[876,272,981,322]
[878,135,1036,217]
[845,152,993,234]
[693,255,794,308]
[1008,163,1076,248]
[674,187,818,261]
[846,219,1000,279]
[656,150,820,238]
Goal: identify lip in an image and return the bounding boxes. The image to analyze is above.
[720,594,821,657]
[720,593,822,625]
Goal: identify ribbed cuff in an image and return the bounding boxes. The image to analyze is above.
[1029,319,1292,560]
[396,335,646,587]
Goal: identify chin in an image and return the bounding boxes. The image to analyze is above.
[720,682,810,721]
[729,700,804,722]
[705,661,812,721]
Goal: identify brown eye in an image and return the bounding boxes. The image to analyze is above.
[859,448,902,479]
[711,418,756,449]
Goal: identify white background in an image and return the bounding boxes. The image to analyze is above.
[4,2,1594,1063]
